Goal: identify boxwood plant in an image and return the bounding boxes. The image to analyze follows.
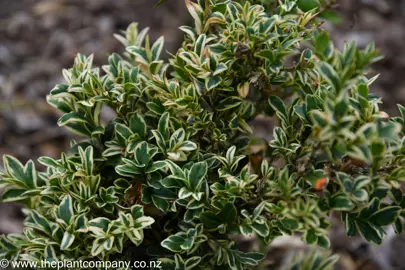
[1,0,405,269]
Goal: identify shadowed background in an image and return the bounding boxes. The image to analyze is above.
[1,0,405,269]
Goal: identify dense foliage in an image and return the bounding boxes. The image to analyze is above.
[1,0,404,269]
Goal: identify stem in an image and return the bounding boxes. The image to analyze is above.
[205,0,209,13]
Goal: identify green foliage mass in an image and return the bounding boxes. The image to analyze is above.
[1,0,404,269]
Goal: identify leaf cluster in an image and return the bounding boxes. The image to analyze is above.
[1,0,404,269]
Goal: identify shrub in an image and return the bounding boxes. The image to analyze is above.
[1,0,404,269]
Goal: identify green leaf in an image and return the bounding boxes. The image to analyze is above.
[297,0,319,11]
[135,141,150,166]
[135,216,155,228]
[252,202,267,221]
[216,97,242,111]
[269,96,288,123]
[152,195,169,213]
[352,189,368,204]
[44,244,57,261]
[3,156,37,189]
[30,211,52,235]
[255,49,274,62]
[194,34,207,57]
[330,193,354,211]
[213,63,228,76]
[92,126,105,136]
[185,0,203,34]
[64,122,92,137]
[151,36,164,61]
[179,187,193,199]
[131,205,144,220]
[294,105,307,121]
[317,235,330,249]
[38,156,60,169]
[146,160,167,173]
[378,122,401,139]
[116,162,142,177]
[317,62,341,92]
[238,252,264,266]
[1,188,28,202]
[280,0,296,12]
[74,214,88,233]
[369,206,401,226]
[147,101,165,115]
[200,211,222,229]
[306,95,320,111]
[158,112,171,141]
[102,145,122,157]
[356,220,384,245]
[314,31,331,54]
[88,217,110,235]
[218,203,237,225]
[188,161,208,192]
[282,219,299,230]
[320,10,342,24]
[185,256,202,269]
[126,228,143,245]
[178,141,197,152]
[161,176,183,188]
[149,61,164,75]
[169,128,185,149]
[127,46,149,65]
[115,123,133,141]
[152,130,167,154]
[58,195,73,224]
[205,76,221,91]
[79,146,93,175]
[57,112,88,126]
[130,114,147,138]
[240,223,253,235]
[180,237,194,251]
[91,238,106,257]
[393,218,403,235]
[209,43,228,54]
[104,236,114,251]
[305,230,317,244]
[252,222,269,237]
[165,160,186,180]
[359,197,380,219]
[161,234,184,252]
[60,232,75,250]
